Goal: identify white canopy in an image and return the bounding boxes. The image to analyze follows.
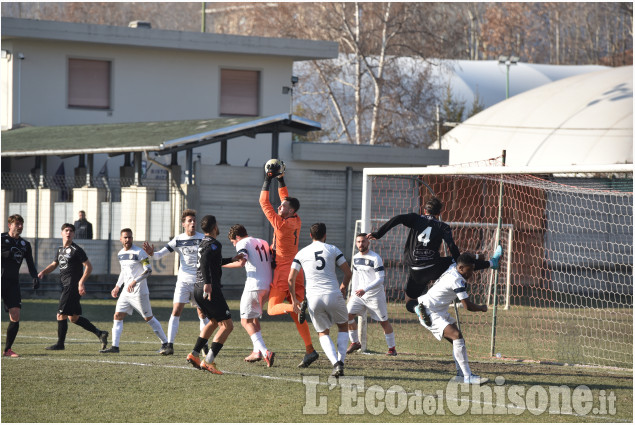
[441,66,633,167]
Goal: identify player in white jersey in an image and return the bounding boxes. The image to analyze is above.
[100,228,168,354]
[226,224,276,366]
[346,233,397,356]
[416,253,489,385]
[289,223,352,377]
[143,209,209,355]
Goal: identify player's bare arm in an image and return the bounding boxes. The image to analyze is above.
[110,286,120,298]
[460,298,488,312]
[339,262,352,297]
[78,259,93,296]
[288,268,300,313]
[38,261,59,279]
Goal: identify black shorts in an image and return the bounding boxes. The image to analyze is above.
[194,286,231,322]
[57,285,82,316]
[405,258,455,299]
[1,281,21,310]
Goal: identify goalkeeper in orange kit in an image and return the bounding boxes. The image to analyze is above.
[259,160,318,368]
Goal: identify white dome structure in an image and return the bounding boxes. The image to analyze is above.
[441,66,633,166]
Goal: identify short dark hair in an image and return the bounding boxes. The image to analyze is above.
[120,228,133,236]
[285,197,300,213]
[8,214,24,225]
[457,252,476,267]
[356,233,367,238]
[228,224,248,240]
[200,215,217,233]
[61,223,75,232]
[181,209,197,222]
[310,222,326,240]
[424,197,443,216]
[79,210,86,215]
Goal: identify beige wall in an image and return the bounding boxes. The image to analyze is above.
[2,39,294,128]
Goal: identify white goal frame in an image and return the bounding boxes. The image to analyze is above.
[358,163,633,356]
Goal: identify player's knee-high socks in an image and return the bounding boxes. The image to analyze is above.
[112,320,123,347]
[192,337,208,356]
[4,321,19,352]
[167,315,180,343]
[206,341,223,363]
[147,317,167,343]
[74,316,100,336]
[318,334,338,365]
[348,321,360,343]
[452,338,472,377]
[57,319,68,345]
[336,332,348,362]
[251,331,268,355]
[385,332,396,349]
[290,312,313,347]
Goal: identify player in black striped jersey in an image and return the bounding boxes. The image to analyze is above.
[368,197,502,315]
[1,214,39,357]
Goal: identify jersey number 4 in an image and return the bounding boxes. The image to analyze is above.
[417,226,432,246]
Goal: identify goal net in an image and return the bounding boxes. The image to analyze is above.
[358,164,633,369]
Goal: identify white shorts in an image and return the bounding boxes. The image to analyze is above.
[173,280,198,306]
[240,289,269,319]
[347,291,389,322]
[421,305,456,341]
[307,292,348,333]
[115,293,154,318]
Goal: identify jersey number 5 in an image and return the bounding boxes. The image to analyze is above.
[314,251,326,270]
[417,226,432,246]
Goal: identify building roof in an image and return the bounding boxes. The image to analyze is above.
[441,65,633,166]
[1,17,338,61]
[0,114,321,157]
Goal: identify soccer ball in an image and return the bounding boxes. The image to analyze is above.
[264,158,285,177]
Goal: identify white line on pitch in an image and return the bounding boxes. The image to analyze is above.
[9,355,627,422]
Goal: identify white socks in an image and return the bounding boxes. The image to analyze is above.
[348,329,360,343]
[336,332,348,362]
[199,317,209,331]
[250,331,268,355]
[147,317,167,343]
[453,338,471,377]
[112,320,123,347]
[205,347,215,363]
[168,315,180,343]
[385,332,395,349]
[319,334,338,365]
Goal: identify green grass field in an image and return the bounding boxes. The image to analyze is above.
[2,299,632,423]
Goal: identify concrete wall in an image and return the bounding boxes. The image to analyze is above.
[2,38,294,129]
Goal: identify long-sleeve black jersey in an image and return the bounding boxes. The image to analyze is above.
[1,232,38,284]
[195,236,234,289]
[370,213,461,269]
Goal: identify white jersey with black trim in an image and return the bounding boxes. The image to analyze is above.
[235,236,272,291]
[351,250,385,298]
[291,240,347,297]
[422,264,469,313]
[116,244,151,295]
[153,232,203,284]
